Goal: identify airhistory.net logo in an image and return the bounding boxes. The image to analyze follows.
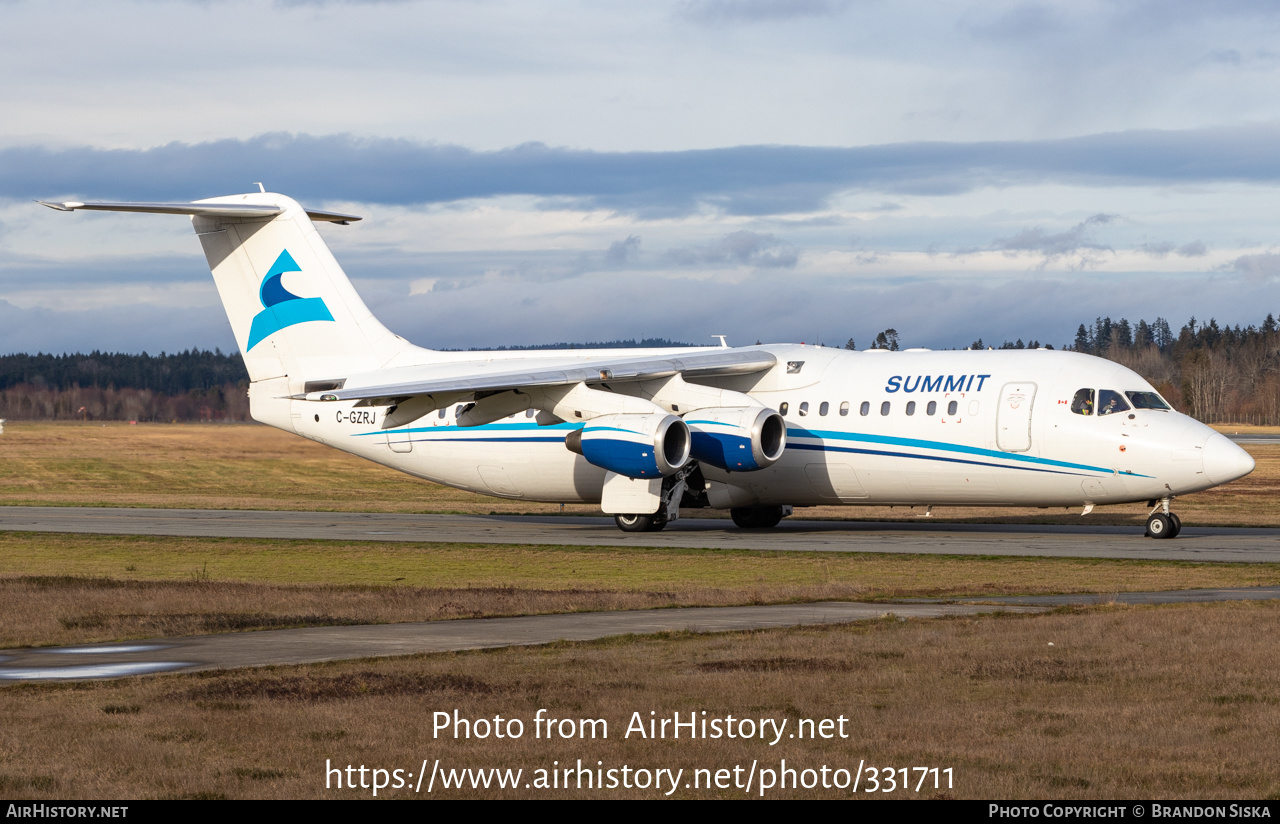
[247,249,335,350]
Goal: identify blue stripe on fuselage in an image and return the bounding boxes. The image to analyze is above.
[349,420,1149,478]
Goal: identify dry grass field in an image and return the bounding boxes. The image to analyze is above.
[2,602,1278,799]
[3,532,1278,648]
[0,420,1277,525]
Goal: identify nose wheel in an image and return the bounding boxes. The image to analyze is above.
[614,513,667,532]
[1145,499,1182,539]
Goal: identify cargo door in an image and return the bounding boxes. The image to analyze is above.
[996,382,1036,453]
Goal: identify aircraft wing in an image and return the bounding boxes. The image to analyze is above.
[311,348,777,404]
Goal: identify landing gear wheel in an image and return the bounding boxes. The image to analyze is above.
[1146,513,1175,539]
[615,513,654,533]
[730,506,785,529]
[1168,513,1182,538]
[753,506,784,528]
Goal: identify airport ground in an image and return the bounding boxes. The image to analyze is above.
[1,422,1279,798]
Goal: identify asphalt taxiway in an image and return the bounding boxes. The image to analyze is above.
[2,506,1279,562]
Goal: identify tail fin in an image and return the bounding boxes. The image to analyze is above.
[189,193,416,383]
[42,192,422,384]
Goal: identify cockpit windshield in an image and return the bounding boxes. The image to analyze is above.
[1126,391,1171,410]
[1097,389,1131,415]
[1071,388,1094,415]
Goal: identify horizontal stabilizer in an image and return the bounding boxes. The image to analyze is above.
[38,200,361,224]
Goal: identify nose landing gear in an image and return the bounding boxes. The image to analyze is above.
[1145,498,1182,539]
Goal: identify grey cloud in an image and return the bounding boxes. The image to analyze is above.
[1141,240,1206,258]
[663,231,798,268]
[3,253,1274,357]
[0,298,234,356]
[678,0,849,24]
[992,213,1117,263]
[14,125,1280,218]
[0,252,210,286]
[968,4,1063,39]
[1230,252,1280,280]
[604,235,642,266]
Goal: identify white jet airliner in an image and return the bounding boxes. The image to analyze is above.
[41,191,1255,538]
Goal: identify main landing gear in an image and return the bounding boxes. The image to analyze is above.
[1144,497,1182,539]
[731,505,790,529]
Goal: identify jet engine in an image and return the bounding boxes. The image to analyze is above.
[565,412,691,478]
[684,406,786,471]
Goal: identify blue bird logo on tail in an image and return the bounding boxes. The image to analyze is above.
[247,250,335,350]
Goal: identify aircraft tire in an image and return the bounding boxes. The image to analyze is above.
[754,506,785,528]
[615,513,656,533]
[1146,513,1175,539]
[1169,513,1182,538]
[731,506,784,529]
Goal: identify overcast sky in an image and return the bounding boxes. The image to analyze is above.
[5,0,1280,354]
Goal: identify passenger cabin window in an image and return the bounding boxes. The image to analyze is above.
[799,401,809,417]
[1126,391,1170,410]
[860,401,870,416]
[906,401,916,416]
[947,400,958,416]
[840,401,850,416]
[525,409,536,418]
[438,409,448,419]
[779,402,789,415]
[880,401,891,416]
[1071,388,1095,416]
[926,400,937,416]
[819,401,829,416]
[1097,389,1131,416]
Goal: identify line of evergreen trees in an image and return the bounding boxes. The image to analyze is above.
[0,350,250,422]
[0,349,248,394]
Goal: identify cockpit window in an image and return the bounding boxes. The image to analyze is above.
[1097,389,1131,416]
[1070,388,1095,416]
[1126,391,1170,410]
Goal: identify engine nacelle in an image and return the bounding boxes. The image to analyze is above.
[684,406,786,471]
[565,413,691,478]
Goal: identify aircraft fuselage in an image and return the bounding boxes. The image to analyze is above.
[280,345,1251,510]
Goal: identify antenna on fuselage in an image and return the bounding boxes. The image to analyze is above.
[253,182,266,193]
[712,335,728,348]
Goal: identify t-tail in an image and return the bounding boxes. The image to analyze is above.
[40,191,427,429]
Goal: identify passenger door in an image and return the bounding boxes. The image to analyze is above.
[996,382,1037,452]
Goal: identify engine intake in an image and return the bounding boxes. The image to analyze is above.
[684,406,786,471]
[565,413,691,478]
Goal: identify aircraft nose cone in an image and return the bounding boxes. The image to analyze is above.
[1203,433,1256,485]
